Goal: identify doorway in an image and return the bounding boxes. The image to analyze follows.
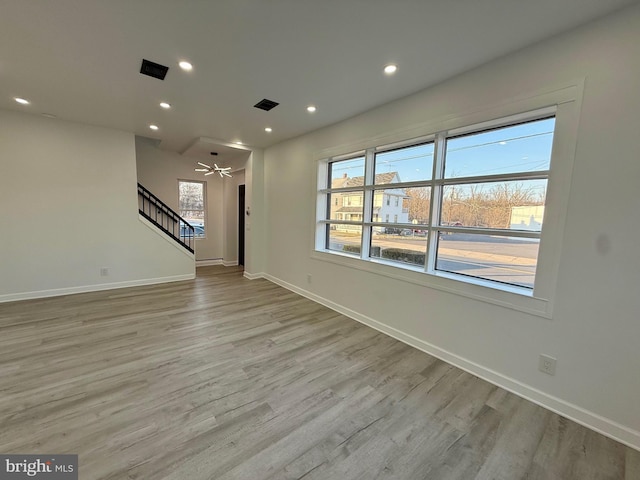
[238,184,245,267]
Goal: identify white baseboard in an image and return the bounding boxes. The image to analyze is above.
[243,271,265,280]
[196,259,223,267]
[262,273,640,452]
[0,274,195,304]
[196,260,239,267]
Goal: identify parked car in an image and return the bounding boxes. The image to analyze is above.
[180,224,205,237]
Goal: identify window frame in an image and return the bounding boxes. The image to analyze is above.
[178,179,207,239]
[319,113,553,286]
[313,84,583,318]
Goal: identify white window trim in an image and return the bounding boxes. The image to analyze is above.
[312,81,584,318]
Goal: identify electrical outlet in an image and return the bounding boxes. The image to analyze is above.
[539,354,557,375]
[307,274,312,284]
[100,267,109,277]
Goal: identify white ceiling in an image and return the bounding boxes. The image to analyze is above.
[1,0,637,158]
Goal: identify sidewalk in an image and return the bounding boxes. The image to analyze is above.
[438,247,537,266]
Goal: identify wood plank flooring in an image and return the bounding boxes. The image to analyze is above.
[0,266,638,479]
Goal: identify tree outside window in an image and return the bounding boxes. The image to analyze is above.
[178,180,206,237]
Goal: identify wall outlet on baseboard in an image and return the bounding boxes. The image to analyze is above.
[100,267,109,277]
[539,354,557,375]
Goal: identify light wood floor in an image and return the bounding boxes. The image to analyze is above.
[1,266,638,480]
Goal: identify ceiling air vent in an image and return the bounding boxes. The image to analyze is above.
[140,59,169,80]
[253,98,279,111]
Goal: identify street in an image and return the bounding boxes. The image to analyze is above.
[329,232,538,288]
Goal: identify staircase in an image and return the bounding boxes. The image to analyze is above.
[138,183,195,253]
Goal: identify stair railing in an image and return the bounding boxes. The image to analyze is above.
[137,183,195,253]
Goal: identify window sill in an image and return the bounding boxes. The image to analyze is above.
[311,249,552,319]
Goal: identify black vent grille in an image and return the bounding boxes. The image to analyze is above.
[253,99,279,111]
[140,59,169,80]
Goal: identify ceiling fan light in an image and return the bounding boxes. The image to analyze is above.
[195,161,232,178]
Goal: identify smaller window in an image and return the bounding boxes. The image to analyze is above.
[386,196,390,206]
[394,214,398,223]
[178,180,206,237]
[395,197,399,207]
[385,214,390,222]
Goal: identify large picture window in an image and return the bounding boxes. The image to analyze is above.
[316,111,556,294]
[178,180,206,238]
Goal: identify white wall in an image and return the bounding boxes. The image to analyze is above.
[243,150,266,277]
[0,110,194,301]
[261,5,640,449]
[135,137,225,263]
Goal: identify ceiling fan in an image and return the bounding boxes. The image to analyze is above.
[195,162,232,178]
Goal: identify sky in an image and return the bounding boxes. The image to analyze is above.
[330,117,556,185]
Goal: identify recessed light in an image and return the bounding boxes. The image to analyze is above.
[235,141,243,145]
[15,97,30,105]
[160,102,171,109]
[265,127,272,133]
[306,105,317,113]
[149,124,159,131]
[384,64,397,75]
[178,61,193,71]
